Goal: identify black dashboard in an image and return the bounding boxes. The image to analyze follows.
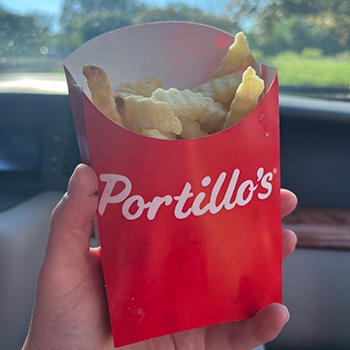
[0,93,80,211]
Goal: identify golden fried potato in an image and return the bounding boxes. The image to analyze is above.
[120,78,163,97]
[191,71,243,110]
[83,31,265,140]
[140,129,176,140]
[82,65,124,126]
[113,93,127,119]
[122,94,182,138]
[119,82,135,94]
[181,119,208,139]
[223,66,264,128]
[213,32,251,78]
[151,88,227,138]
[115,92,177,140]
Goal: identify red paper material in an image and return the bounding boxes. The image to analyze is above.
[64,22,281,348]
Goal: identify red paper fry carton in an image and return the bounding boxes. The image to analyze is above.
[64,22,281,348]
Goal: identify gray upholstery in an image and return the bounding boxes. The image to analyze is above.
[0,191,63,350]
[272,248,350,349]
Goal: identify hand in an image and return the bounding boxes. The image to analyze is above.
[22,164,297,350]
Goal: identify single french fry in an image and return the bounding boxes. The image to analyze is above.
[213,32,251,78]
[151,88,226,138]
[223,66,264,128]
[119,82,135,95]
[120,78,163,97]
[82,65,124,126]
[140,129,176,140]
[122,94,182,138]
[191,71,243,110]
[180,119,208,139]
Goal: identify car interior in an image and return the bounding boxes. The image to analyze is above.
[0,1,350,349]
[1,84,349,350]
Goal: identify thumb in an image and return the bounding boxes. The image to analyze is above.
[25,165,113,349]
[43,164,99,271]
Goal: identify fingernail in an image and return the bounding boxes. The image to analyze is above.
[67,164,81,194]
[284,306,290,324]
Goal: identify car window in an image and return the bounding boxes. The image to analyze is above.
[0,0,349,100]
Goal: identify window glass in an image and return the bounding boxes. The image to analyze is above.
[0,0,349,99]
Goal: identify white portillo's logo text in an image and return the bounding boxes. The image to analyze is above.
[98,167,276,220]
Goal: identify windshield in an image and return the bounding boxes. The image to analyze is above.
[0,0,349,100]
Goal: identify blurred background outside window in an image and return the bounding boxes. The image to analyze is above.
[0,0,349,100]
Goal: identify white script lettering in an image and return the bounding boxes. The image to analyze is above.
[98,168,275,220]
